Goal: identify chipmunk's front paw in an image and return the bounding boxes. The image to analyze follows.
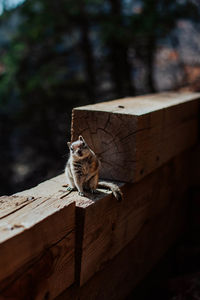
[67,186,76,192]
[78,191,85,197]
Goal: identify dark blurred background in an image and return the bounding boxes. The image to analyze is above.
[0,0,200,196]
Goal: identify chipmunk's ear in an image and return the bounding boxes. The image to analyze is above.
[79,135,85,142]
[67,142,71,148]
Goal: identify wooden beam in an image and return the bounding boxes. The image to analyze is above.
[76,151,190,286]
[55,154,188,300]
[0,195,75,300]
[78,191,186,300]
[2,93,199,299]
[72,92,200,182]
[20,149,191,293]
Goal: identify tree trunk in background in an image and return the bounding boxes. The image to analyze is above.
[79,2,96,104]
[108,0,135,98]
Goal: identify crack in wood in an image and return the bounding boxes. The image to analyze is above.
[0,228,74,294]
[0,197,37,220]
[103,114,111,131]
[101,159,125,170]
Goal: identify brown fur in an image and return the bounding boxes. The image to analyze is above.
[65,135,123,200]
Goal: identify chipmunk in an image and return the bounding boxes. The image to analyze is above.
[65,136,123,201]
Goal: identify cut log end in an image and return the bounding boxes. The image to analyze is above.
[72,93,200,183]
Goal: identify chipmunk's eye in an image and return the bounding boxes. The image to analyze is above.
[70,147,74,152]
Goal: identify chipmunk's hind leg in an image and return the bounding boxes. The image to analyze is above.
[88,173,99,194]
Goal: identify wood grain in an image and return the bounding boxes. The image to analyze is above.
[13,150,191,292]
[0,195,75,300]
[2,92,199,299]
[76,151,191,286]
[0,232,74,300]
[79,192,186,300]
[72,92,200,182]
[56,167,187,300]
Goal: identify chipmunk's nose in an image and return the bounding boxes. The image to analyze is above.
[77,149,82,156]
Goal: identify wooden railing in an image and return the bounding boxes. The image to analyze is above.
[0,92,200,300]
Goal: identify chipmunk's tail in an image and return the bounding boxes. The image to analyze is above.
[98,181,123,201]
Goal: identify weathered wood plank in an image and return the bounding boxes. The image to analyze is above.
[15,173,115,209]
[0,195,35,219]
[79,192,186,300]
[56,175,187,300]
[15,149,191,291]
[0,232,74,300]
[0,195,75,300]
[72,92,200,182]
[76,151,191,286]
[51,143,200,300]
